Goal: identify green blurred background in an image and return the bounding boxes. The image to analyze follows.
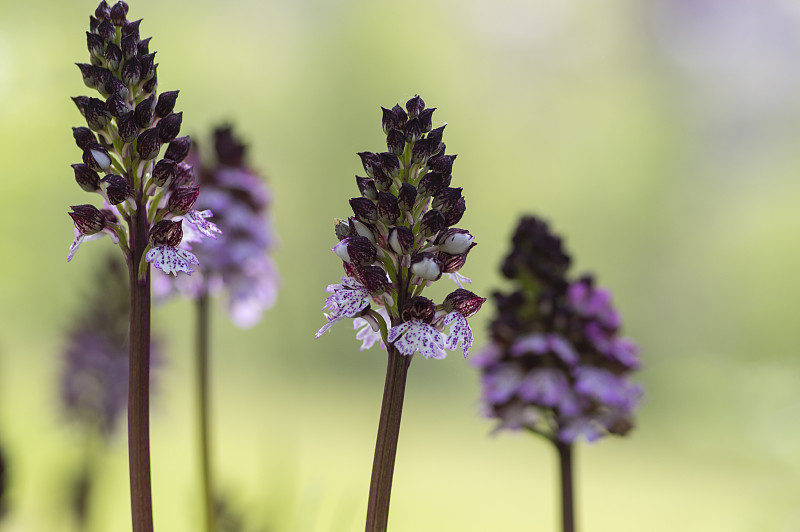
[2,0,800,530]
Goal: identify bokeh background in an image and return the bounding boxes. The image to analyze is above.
[2,0,800,530]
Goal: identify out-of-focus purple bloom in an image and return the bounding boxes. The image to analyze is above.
[60,256,162,437]
[155,126,279,328]
[474,215,642,444]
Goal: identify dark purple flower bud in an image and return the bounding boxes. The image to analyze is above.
[357,151,381,179]
[379,152,400,178]
[72,127,97,150]
[444,197,466,226]
[152,158,176,187]
[76,63,105,89]
[402,296,436,323]
[94,0,111,20]
[391,103,408,124]
[96,19,115,42]
[417,171,447,197]
[122,19,141,40]
[137,37,152,56]
[101,75,128,99]
[135,127,161,160]
[71,163,101,192]
[139,52,156,80]
[377,191,400,223]
[350,197,378,222]
[386,128,405,156]
[411,136,436,165]
[89,15,100,31]
[82,143,112,171]
[157,112,182,142]
[428,153,456,175]
[403,117,422,143]
[69,204,106,235]
[432,186,462,213]
[86,32,105,58]
[406,95,425,118]
[142,65,158,93]
[100,174,132,205]
[443,289,485,318]
[121,56,141,86]
[164,136,191,162]
[150,219,183,247]
[213,126,247,166]
[436,228,476,255]
[359,265,390,295]
[172,162,194,187]
[84,98,112,131]
[155,90,178,117]
[438,251,468,273]
[72,96,91,116]
[168,185,199,215]
[426,125,446,149]
[419,108,435,133]
[121,34,137,59]
[134,94,155,128]
[109,1,128,25]
[356,176,378,200]
[116,112,137,143]
[388,225,414,255]
[410,252,443,281]
[398,183,417,211]
[373,171,393,193]
[332,236,377,266]
[105,94,130,118]
[104,43,122,70]
[419,209,446,237]
[381,107,403,134]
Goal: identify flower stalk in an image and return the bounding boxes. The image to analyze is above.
[196,284,216,532]
[557,442,575,532]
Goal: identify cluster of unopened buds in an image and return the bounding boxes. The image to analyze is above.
[67,0,220,277]
[316,95,485,359]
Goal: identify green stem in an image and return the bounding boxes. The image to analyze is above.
[556,441,575,532]
[364,345,412,532]
[196,285,216,532]
[127,189,154,532]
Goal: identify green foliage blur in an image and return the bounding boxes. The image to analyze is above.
[1,0,799,530]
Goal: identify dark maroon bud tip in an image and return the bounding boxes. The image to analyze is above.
[122,18,142,39]
[135,128,161,160]
[152,158,176,187]
[71,163,101,192]
[121,34,137,59]
[442,197,466,227]
[411,137,436,165]
[134,94,155,128]
[142,66,158,94]
[419,108,435,133]
[121,56,141,86]
[377,191,400,224]
[86,32,105,57]
[72,127,97,150]
[100,174,132,205]
[102,75,128,100]
[157,112,182,142]
[356,176,378,200]
[76,63,101,88]
[117,112,138,143]
[426,125,446,148]
[417,171,446,197]
[104,43,122,70]
[72,96,91,117]
[379,152,400,178]
[428,153,456,175]
[438,251,468,274]
[402,296,436,323]
[403,117,422,143]
[391,103,408,124]
[164,136,191,162]
[349,197,378,222]
[97,19,115,42]
[171,162,195,187]
[105,94,130,118]
[388,225,414,255]
[150,219,183,247]
[139,52,156,80]
[167,185,200,215]
[419,209,446,238]
[89,15,100,31]
[95,0,111,20]
[109,1,129,25]
[137,37,152,56]
[359,265,390,295]
[386,128,406,156]
[443,289,485,318]
[405,95,425,118]
[155,90,179,118]
[69,204,106,235]
[357,151,381,179]
[398,182,417,211]
[381,107,402,134]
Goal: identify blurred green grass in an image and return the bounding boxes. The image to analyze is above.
[2,0,800,530]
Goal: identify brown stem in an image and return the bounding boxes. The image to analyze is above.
[556,441,575,532]
[365,345,412,532]
[127,193,153,532]
[196,286,216,532]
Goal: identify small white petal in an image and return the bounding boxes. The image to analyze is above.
[388,320,446,359]
[146,246,199,275]
[443,311,473,357]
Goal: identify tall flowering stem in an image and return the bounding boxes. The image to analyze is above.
[196,284,215,532]
[66,2,219,530]
[315,96,485,530]
[473,216,642,532]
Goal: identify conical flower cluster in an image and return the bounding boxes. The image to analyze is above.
[473,216,642,442]
[67,0,219,275]
[316,95,484,359]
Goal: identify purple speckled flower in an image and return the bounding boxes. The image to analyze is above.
[315,96,485,358]
[154,125,279,328]
[474,215,642,443]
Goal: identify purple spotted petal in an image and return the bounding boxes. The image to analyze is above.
[388,320,446,359]
[323,277,371,318]
[146,245,199,275]
[183,209,222,239]
[443,311,473,357]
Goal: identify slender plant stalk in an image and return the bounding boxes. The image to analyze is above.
[196,285,216,532]
[556,441,575,532]
[127,191,154,532]
[365,345,412,531]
